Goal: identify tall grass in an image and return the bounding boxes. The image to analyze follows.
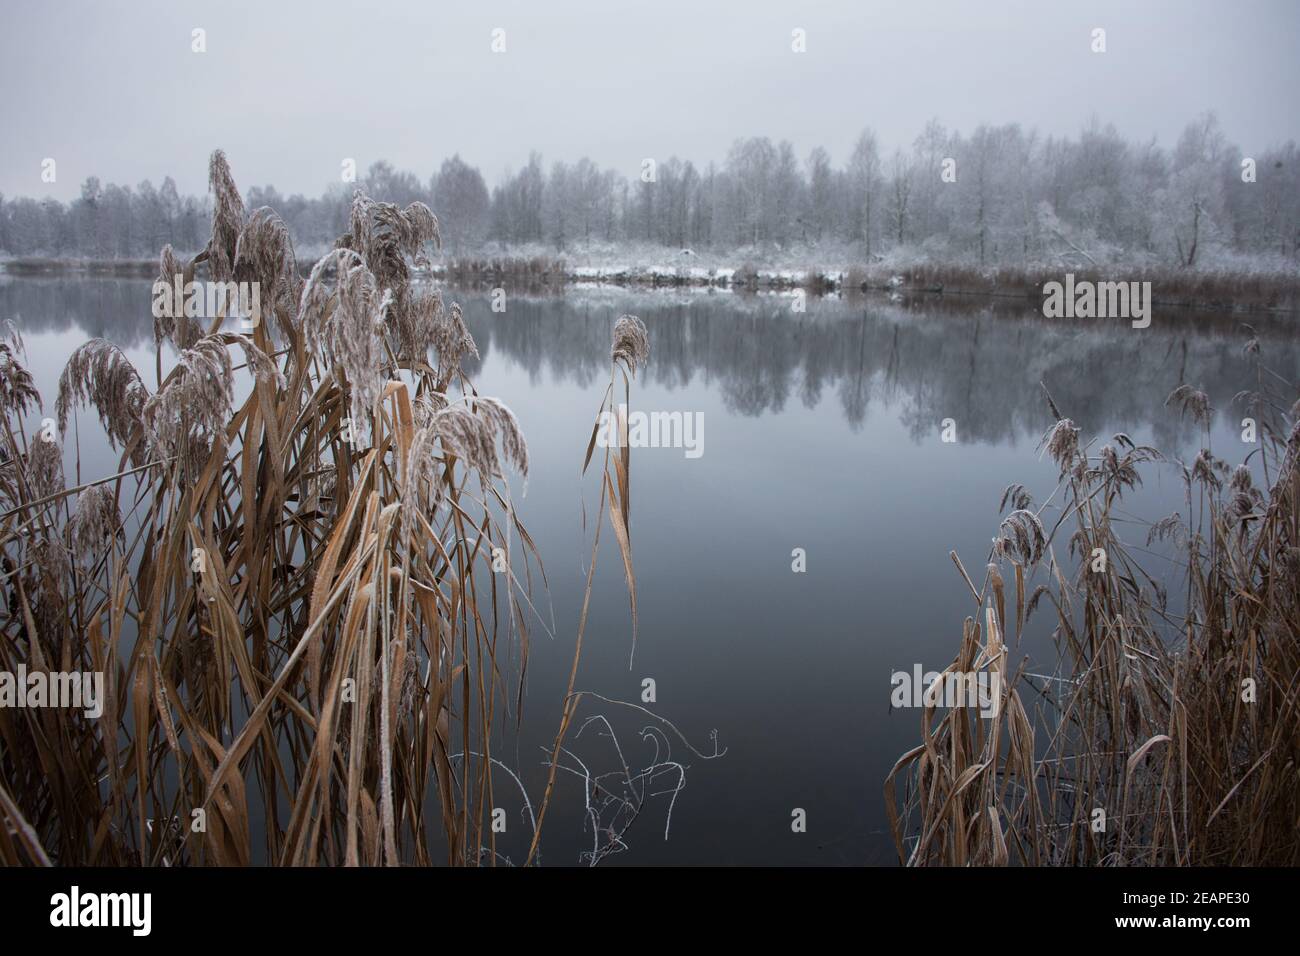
[862,264,1300,313]
[887,353,1300,865]
[0,151,645,866]
[443,256,567,287]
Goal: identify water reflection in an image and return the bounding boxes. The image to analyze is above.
[468,294,1299,454]
[5,275,1295,865]
[8,277,1292,456]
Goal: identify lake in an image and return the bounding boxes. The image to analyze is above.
[4,274,1295,865]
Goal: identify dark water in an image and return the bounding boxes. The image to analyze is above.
[4,275,1296,865]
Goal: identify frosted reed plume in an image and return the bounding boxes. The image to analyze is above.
[471,397,529,481]
[996,508,1046,566]
[297,247,354,344]
[1226,463,1266,523]
[391,286,472,370]
[234,206,299,336]
[1094,442,1143,494]
[611,314,650,373]
[1190,447,1228,492]
[396,286,441,364]
[1166,383,1213,428]
[430,301,478,386]
[412,390,450,426]
[999,482,1033,513]
[25,437,64,501]
[342,191,440,292]
[0,327,40,418]
[154,245,201,351]
[2,318,24,356]
[296,248,393,443]
[155,245,178,348]
[331,259,390,444]
[337,192,444,402]
[399,423,443,542]
[425,404,499,481]
[206,150,246,282]
[300,215,469,437]
[30,536,70,598]
[400,398,529,541]
[158,244,181,288]
[1040,418,1080,477]
[56,339,150,452]
[233,334,287,391]
[1268,419,1300,503]
[67,484,120,563]
[142,334,234,460]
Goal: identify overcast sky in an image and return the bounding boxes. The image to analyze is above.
[2,0,1297,201]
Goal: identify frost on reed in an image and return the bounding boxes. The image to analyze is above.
[0,150,564,869]
[522,313,657,865]
[363,280,481,385]
[429,301,478,387]
[24,437,63,502]
[232,334,286,391]
[340,191,440,296]
[612,314,650,374]
[995,509,1045,566]
[142,333,234,461]
[298,196,465,440]
[332,192,440,370]
[1166,383,1213,429]
[1041,418,1080,478]
[4,149,679,870]
[298,248,390,444]
[400,398,529,542]
[472,396,529,479]
[390,286,442,365]
[889,352,1300,867]
[55,339,150,453]
[155,245,201,351]
[67,484,119,564]
[206,149,245,283]
[233,206,300,340]
[0,323,40,419]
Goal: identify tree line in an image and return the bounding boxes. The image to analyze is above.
[1,113,1296,269]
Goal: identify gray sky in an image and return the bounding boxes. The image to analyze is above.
[2,0,1297,201]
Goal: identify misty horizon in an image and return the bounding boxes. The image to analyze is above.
[1,110,1293,203]
[2,0,1298,202]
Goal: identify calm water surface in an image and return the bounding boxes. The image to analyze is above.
[4,275,1295,865]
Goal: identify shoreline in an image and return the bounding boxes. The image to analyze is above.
[4,254,1298,315]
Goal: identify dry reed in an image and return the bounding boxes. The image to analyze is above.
[887,354,1300,866]
[0,150,564,867]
